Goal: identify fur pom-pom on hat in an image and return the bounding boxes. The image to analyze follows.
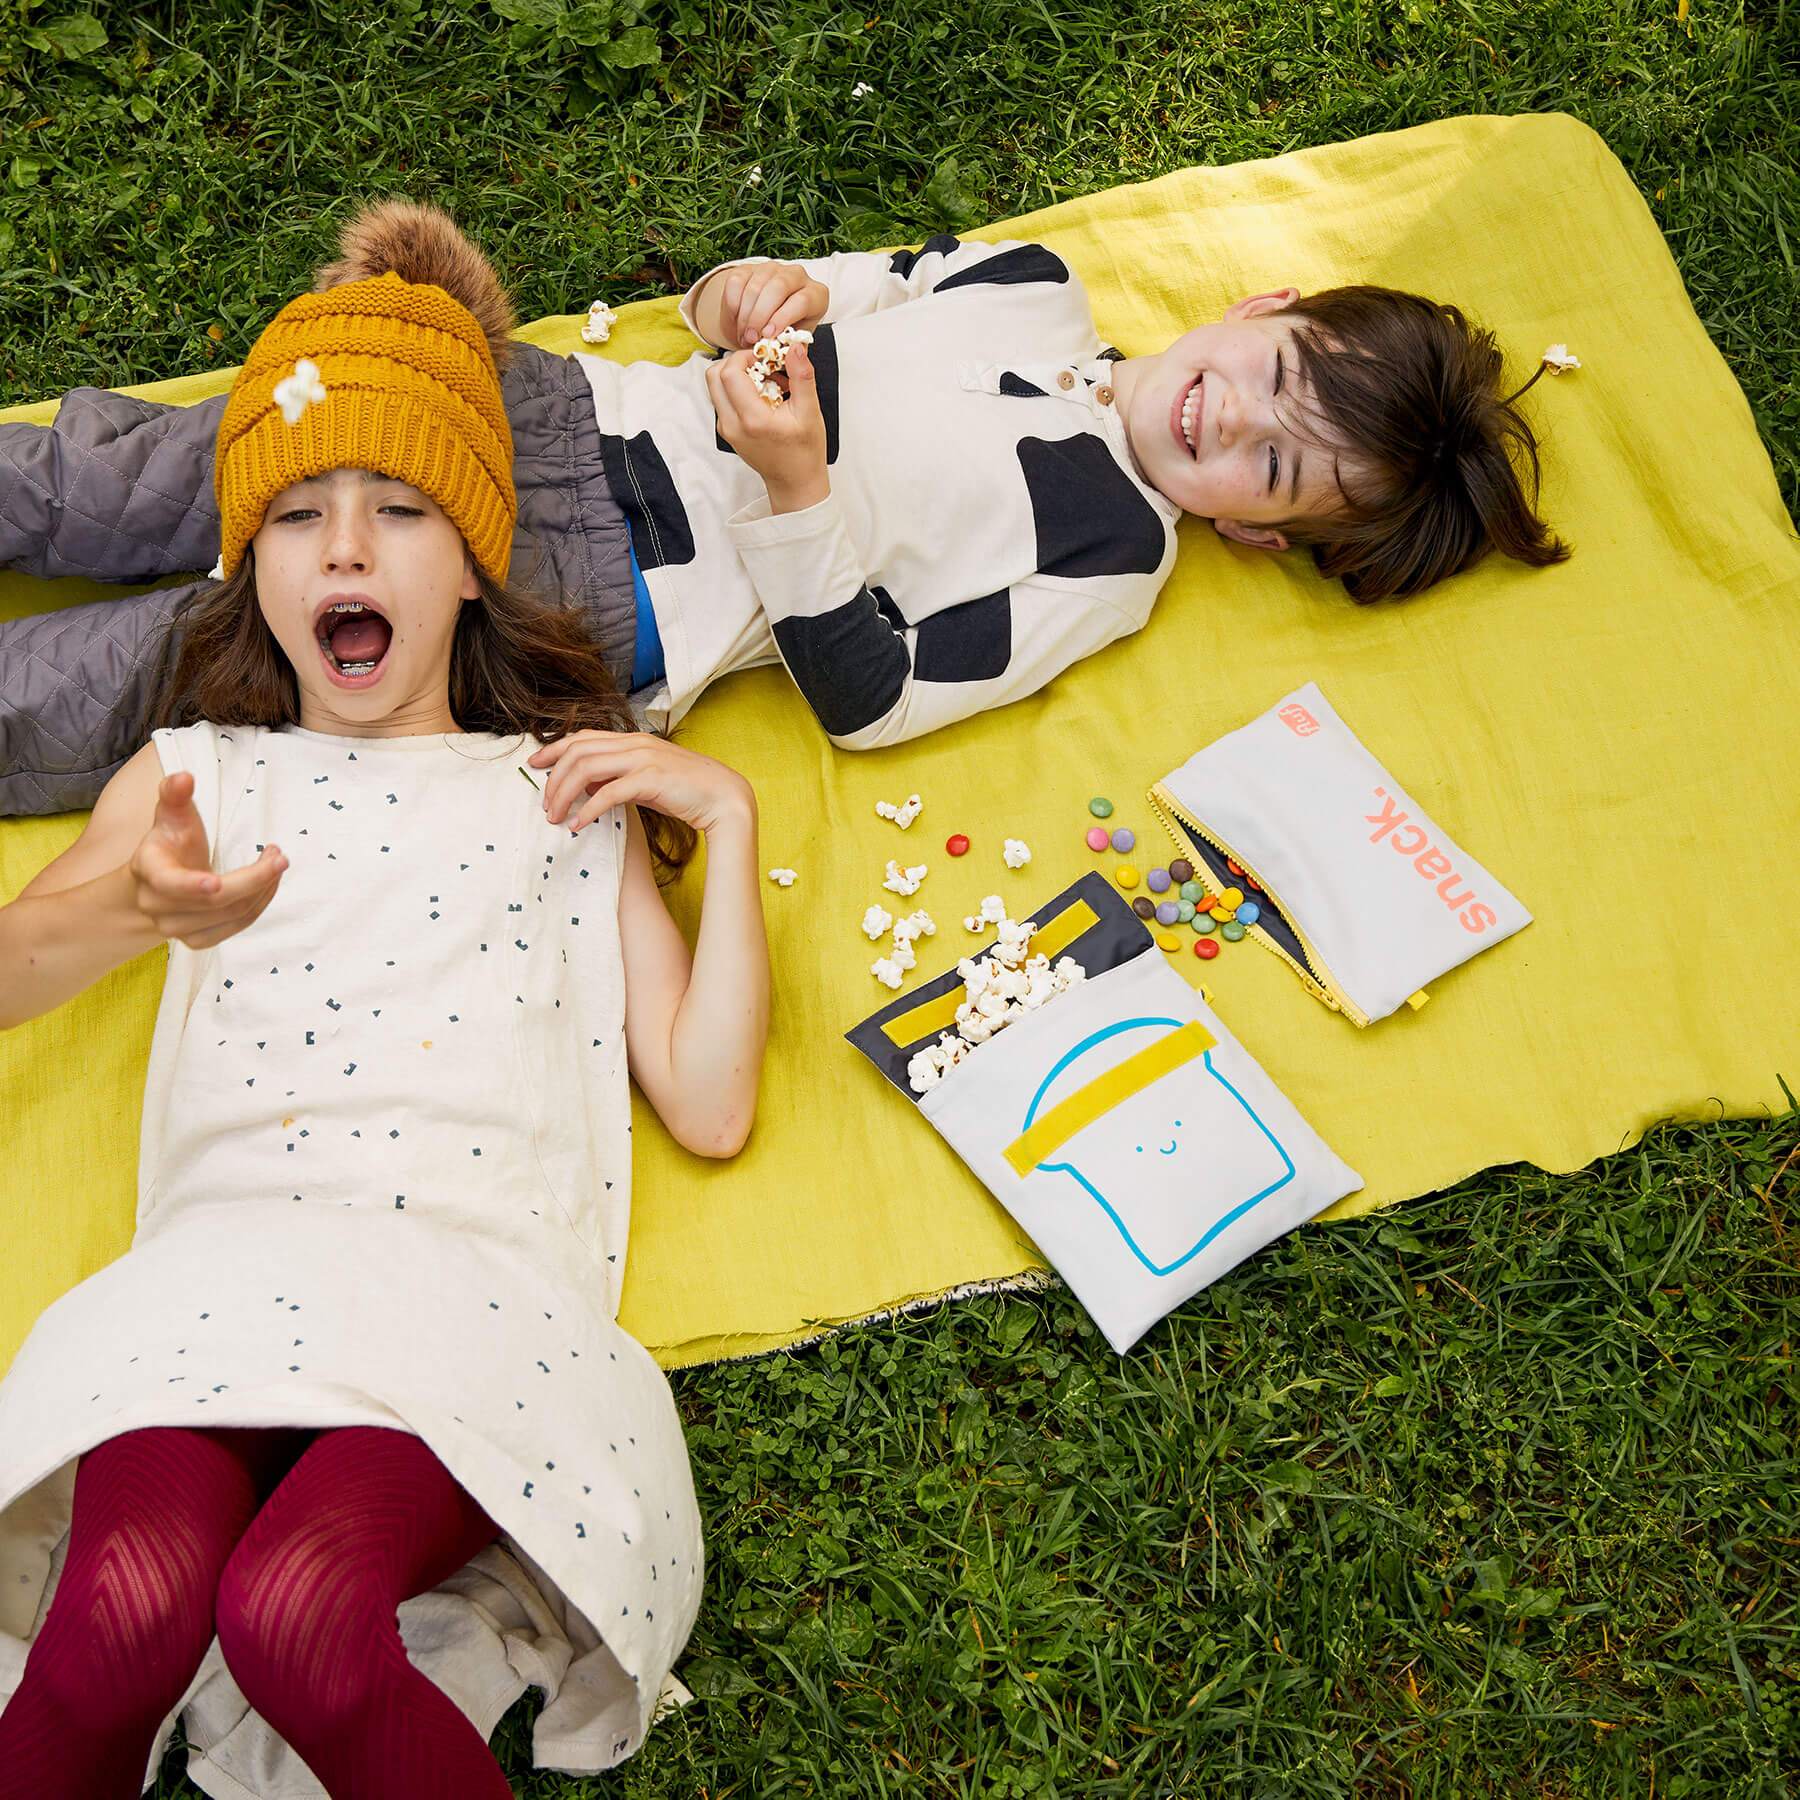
[311,195,518,375]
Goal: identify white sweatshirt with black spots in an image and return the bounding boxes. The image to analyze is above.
[574,235,1183,748]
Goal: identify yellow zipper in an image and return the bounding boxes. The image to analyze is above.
[1145,781,1372,1029]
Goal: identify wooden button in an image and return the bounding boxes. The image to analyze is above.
[1095,384,1114,405]
[1056,370,1076,390]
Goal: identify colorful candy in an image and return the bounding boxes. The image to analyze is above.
[1146,867,1171,893]
[1088,796,1114,818]
[1155,930,1181,953]
[1179,880,1205,904]
[1221,920,1246,942]
[946,833,970,857]
[1237,900,1260,925]
[1132,896,1155,919]
[1194,938,1220,961]
[1192,912,1216,935]
[1221,886,1244,910]
[1086,825,1111,852]
[1155,901,1179,926]
[1176,900,1195,922]
[1169,858,1194,883]
[1110,826,1136,854]
[1115,865,1141,890]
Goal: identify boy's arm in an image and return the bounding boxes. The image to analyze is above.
[0,741,168,1031]
[0,580,196,817]
[1,386,228,582]
[681,235,1074,343]
[729,488,1152,750]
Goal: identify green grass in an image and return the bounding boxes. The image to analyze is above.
[3,0,1796,1792]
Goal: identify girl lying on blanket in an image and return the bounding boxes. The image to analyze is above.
[0,195,1569,815]
[0,226,769,1794]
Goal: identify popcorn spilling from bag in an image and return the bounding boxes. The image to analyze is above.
[876,793,923,829]
[907,903,1088,1092]
[580,300,619,345]
[749,326,814,409]
[882,859,927,897]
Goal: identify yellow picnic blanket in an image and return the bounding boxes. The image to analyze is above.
[4,112,1797,1378]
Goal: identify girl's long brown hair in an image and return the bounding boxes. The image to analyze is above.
[144,552,697,882]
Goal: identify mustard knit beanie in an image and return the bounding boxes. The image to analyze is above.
[214,269,515,585]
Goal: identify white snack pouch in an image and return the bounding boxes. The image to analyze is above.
[1149,681,1533,1027]
[846,872,1362,1354]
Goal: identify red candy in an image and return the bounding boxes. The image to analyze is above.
[1225,858,1244,878]
[946,834,970,856]
[1194,938,1220,961]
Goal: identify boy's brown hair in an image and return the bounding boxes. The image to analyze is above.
[1270,286,1573,601]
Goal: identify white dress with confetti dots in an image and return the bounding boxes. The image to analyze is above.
[0,720,704,1797]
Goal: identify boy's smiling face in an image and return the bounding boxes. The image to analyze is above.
[1112,288,1349,551]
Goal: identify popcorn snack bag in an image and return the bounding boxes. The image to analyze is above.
[846,872,1362,1354]
[1148,681,1533,1028]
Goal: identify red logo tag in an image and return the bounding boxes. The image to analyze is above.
[1279,703,1319,737]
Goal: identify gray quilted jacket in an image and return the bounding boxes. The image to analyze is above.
[0,343,636,815]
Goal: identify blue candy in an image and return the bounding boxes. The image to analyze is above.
[1237,900,1261,925]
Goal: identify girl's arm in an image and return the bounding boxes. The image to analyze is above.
[527,730,769,1158]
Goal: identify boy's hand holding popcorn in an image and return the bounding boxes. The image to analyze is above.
[705,337,829,511]
[717,261,829,350]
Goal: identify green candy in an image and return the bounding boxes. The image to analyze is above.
[1176,899,1196,922]
[1087,796,1114,819]
[1221,920,1246,942]
[1192,912,1216,935]
[1179,880,1205,904]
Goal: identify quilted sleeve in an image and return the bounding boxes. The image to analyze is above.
[0,582,194,816]
[0,387,227,582]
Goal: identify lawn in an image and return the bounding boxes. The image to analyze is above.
[3,0,1796,1793]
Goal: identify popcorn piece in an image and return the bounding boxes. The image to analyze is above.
[1541,342,1581,373]
[876,793,924,829]
[746,326,816,409]
[862,903,894,941]
[891,938,917,973]
[580,299,619,345]
[1003,837,1032,869]
[870,956,905,990]
[273,358,327,427]
[963,914,991,934]
[891,908,935,945]
[767,867,797,887]
[882,859,928,897]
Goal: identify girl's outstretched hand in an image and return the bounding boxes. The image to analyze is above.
[719,261,829,349]
[528,732,755,838]
[129,771,287,949]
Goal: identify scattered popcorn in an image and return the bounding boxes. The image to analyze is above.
[767,867,797,887]
[580,299,619,345]
[891,937,917,973]
[906,895,1089,1090]
[851,81,876,99]
[876,793,923,829]
[862,903,895,941]
[745,165,764,188]
[1542,343,1581,373]
[207,554,225,581]
[747,326,815,410]
[871,956,905,990]
[882,859,928,897]
[273,357,327,427]
[1003,837,1032,870]
[891,908,935,945]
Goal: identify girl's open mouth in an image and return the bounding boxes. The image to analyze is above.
[317,603,395,689]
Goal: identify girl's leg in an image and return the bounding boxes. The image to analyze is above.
[213,1425,512,1800]
[0,1424,311,1800]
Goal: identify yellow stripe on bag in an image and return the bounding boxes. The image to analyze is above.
[879,898,1102,1047]
[1001,1019,1215,1177]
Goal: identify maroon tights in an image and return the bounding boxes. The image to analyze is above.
[0,1424,514,1799]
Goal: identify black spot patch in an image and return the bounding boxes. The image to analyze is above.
[595,430,695,569]
[930,240,1071,295]
[1020,434,1167,577]
[771,586,909,736]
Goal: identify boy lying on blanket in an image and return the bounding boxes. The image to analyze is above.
[0,197,1568,814]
